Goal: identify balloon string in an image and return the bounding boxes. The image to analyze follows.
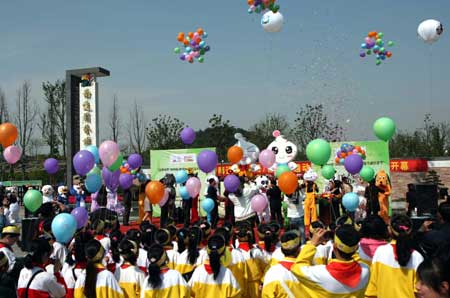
[429,44,433,114]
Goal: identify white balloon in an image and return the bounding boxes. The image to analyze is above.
[417,19,444,44]
[261,11,284,33]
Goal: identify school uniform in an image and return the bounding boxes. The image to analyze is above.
[51,241,68,266]
[262,257,302,298]
[164,247,179,270]
[140,268,189,298]
[114,263,146,298]
[235,242,266,298]
[74,264,124,298]
[291,243,370,298]
[17,265,66,298]
[0,242,15,272]
[188,263,241,298]
[137,248,149,274]
[62,263,86,298]
[175,249,207,275]
[365,241,424,298]
[357,238,387,268]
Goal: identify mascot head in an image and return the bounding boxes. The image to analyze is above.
[255,175,270,190]
[303,168,318,182]
[57,186,68,195]
[267,130,297,165]
[205,174,219,185]
[375,170,391,188]
[42,185,54,196]
[234,133,260,165]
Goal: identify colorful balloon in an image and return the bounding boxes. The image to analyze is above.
[84,145,100,164]
[259,149,276,168]
[119,173,134,190]
[373,117,396,141]
[127,153,143,169]
[224,174,240,193]
[180,186,191,200]
[102,167,120,191]
[321,165,336,180]
[3,145,22,164]
[251,194,268,213]
[175,170,189,184]
[276,164,290,178]
[197,150,218,173]
[85,173,102,193]
[227,146,244,164]
[201,198,215,213]
[108,153,123,172]
[360,166,375,182]
[344,154,364,175]
[0,123,18,148]
[145,181,165,204]
[51,213,77,243]
[342,192,360,212]
[73,150,95,176]
[23,189,43,213]
[174,28,210,64]
[71,207,89,229]
[99,140,120,167]
[306,139,331,166]
[186,177,201,198]
[159,188,170,207]
[180,127,196,145]
[418,19,443,44]
[278,171,298,195]
[360,31,395,65]
[43,158,59,175]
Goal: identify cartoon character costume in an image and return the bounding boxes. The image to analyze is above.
[41,185,55,204]
[303,169,319,231]
[375,170,391,224]
[231,133,260,173]
[266,130,298,172]
[57,186,69,205]
[255,175,271,223]
[106,187,125,215]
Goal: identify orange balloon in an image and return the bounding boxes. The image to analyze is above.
[145,181,165,204]
[347,151,353,156]
[368,31,378,38]
[278,172,298,195]
[340,152,347,158]
[178,32,185,38]
[227,146,244,164]
[197,28,204,35]
[335,157,340,164]
[177,36,184,42]
[386,52,392,58]
[361,150,366,155]
[183,39,189,46]
[355,146,361,151]
[0,123,18,148]
[188,32,194,39]
[247,0,254,5]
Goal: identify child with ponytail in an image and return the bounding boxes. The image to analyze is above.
[140,244,189,297]
[154,228,179,269]
[366,214,424,298]
[189,235,241,298]
[73,239,123,298]
[114,238,145,298]
[175,227,206,278]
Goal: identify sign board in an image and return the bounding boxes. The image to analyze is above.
[79,81,98,149]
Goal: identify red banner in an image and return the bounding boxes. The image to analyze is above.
[389,159,428,172]
[216,161,312,178]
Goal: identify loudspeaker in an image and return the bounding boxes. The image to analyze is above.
[21,218,40,252]
[414,184,438,216]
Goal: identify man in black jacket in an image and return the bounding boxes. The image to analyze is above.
[267,178,283,226]
[90,186,119,230]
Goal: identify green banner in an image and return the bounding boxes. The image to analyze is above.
[312,140,390,192]
[0,180,42,187]
[150,147,215,217]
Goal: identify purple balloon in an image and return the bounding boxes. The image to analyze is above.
[127,154,143,169]
[180,127,196,145]
[360,52,366,58]
[197,150,218,173]
[73,150,95,176]
[344,154,364,175]
[224,174,240,193]
[119,173,134,190]
[180,54,186,61]
[71,207,88,229]
[44,158,59,175]
[102,167,120,191]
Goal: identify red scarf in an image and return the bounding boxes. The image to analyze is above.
[75,262,87,269]
[238,242,251,252]
[279,260,294,271]
[95,235,105,241]
[160,267,170,274]
[204,264,213,275]
[121,264,132,270]
[0,242,13,252]
[326,261,362,288]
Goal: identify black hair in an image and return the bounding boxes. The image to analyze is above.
[214,227,231,245]
[96,186,107,207]
[125,229,142,246]
[207,235,226,280]
[91,219,105,235]
[390,214,414,267]
[66,232,93,266]
[140,224,157,250]
[110,229,123,263]
[336,215,354,227]
[176,228,190,254]
[439,202,450,223]
[258,224,274,253]
[222,222,233,236]
[6,193,17,204]
[147,244,165,289]
[23,238,52,269]
[167,225,177,241]
[38,202,54,218]
[417,257,450,295]
[360,215,388,240]
[187,227,202,265]
[119,238,138,265]
[335,225,360,260]
[310,221,325,232]
[84,240,103,298]
[155,229,171,247]
[281,231,301,257]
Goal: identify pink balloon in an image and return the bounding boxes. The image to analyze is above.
[99,140,120,167]
[3,145,22,164]
[259,149,276,168]
[251,194,268,213]
[159,188,170,207]
[186,177,201,198]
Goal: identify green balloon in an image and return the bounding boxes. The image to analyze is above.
[198,56,205,63]
[174,47,181,54]
[306,139,332,166]
[88,165,101,177]
[108,153,123,172]
[380,47,385,53]
[366,50,372,55]
[276,164,291,178]
[321,165,336,180]
[376,60,382,66]
[378,32,384,38]
[387,41,394,47]
[360,166,375,182]
[373,117,396,141]
[24,190,43,213]
[200,49,206,55]
[376,39,383,45]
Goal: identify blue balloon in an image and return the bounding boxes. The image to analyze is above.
[51,213,77,243]
[361,43,367,49]
[373,45,380,52]
[85,145,100,164]
[85,174,102,193]
[202,32,208,38]
[342,192,360,212]
[201,198,215,213]
[199,41,206,48]
[180,186,190,200]
[175,170,189,184]
[380,55,386,60]
[185,47,192,53]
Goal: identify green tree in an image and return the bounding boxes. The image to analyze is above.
[291,104,344,158]
[146,114,184,150]
[248,113,290,150]
[39,81,61,156]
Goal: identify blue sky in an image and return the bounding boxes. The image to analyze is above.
[0,0,449,142]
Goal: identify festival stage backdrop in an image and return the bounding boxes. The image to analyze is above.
[312,140,390,192]
[150,147,215,217]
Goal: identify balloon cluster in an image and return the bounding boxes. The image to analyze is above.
[120,153,145,181]
[247,0,280,14]
[0,122,22,165]
[174,28,210,64]
[360,31,394,65]
[334,144,366,165]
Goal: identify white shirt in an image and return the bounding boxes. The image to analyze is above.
[284,191,305,219]
[228,184,258,221]
[5,202,20,224]
[51,241,68,265]
[43,195,54,204]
